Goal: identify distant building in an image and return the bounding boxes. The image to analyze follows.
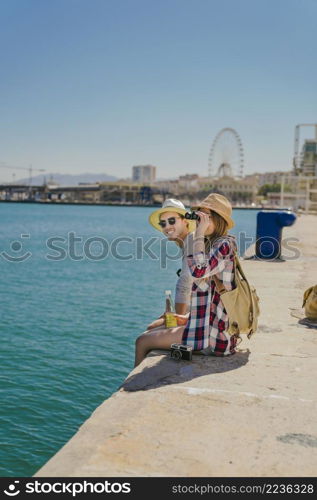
[154,173,258,205]
[178,174,199,192]
[198,175,258,204]
[46,175,60,189]
[244,171,292,186]
[297,140,317,177]
[132,165,156,184]
[154,178,180,197]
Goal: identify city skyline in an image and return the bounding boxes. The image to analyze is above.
[0,0,316,183]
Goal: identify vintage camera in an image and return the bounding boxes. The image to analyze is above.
[170,343,193,361]
[185,211,200,221]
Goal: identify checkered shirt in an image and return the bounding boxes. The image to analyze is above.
[181,235,238,356]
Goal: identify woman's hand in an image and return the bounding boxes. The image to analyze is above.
[195,211,210,236]
[174,313,189,326]
[146,316,165,330]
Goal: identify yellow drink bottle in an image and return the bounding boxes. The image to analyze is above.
[165,290,177,327]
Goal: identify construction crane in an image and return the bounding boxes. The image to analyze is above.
[0,163,46,185]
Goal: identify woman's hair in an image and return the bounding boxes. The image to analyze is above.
[204,209,228,253]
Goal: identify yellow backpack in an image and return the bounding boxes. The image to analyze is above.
[213,253,260,339]
[302,285,317,321]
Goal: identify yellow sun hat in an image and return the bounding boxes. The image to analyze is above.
[149,198,196,233]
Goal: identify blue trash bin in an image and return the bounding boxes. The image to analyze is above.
[256,210,297,259]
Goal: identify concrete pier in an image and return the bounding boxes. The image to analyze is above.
[35,215,317,477]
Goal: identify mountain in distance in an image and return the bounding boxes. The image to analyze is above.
[15,172,118,186]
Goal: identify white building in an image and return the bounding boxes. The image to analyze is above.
[132,165,156,184]
[298,140,317,177]
[198,175,258,204]
[178,174,199,192]
[244,171,293,186]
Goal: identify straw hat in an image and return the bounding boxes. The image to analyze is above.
[149,198,196,233]
[191,193,235,229]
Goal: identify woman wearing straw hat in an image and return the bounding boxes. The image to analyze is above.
[134,193,238,367]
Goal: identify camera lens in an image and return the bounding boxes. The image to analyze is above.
[171,350,182,360]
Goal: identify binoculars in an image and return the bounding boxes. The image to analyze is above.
[185,211,200,221]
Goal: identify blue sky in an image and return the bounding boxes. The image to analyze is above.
[0,0,316,182]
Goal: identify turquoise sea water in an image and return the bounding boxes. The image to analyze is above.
[0,203,258,477]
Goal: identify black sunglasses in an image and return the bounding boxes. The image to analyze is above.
[158,216,182,228]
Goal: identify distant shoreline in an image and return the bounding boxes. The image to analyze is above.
[0,199,290,211]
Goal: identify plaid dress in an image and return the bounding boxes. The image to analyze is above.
[181,235,238,356]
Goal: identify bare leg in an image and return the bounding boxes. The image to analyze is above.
[134,325,185,367]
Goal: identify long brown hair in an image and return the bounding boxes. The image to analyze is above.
[204,209,228,253]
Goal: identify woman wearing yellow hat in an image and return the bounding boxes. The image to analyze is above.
[134,193,238,367]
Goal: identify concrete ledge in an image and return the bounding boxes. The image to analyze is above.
[35,215,317,477]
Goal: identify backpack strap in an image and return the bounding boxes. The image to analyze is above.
[213,250,239,295]
[234,253,248,281]
[213,274,226,294]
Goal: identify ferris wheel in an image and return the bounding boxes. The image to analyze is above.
[208,128,244,178]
